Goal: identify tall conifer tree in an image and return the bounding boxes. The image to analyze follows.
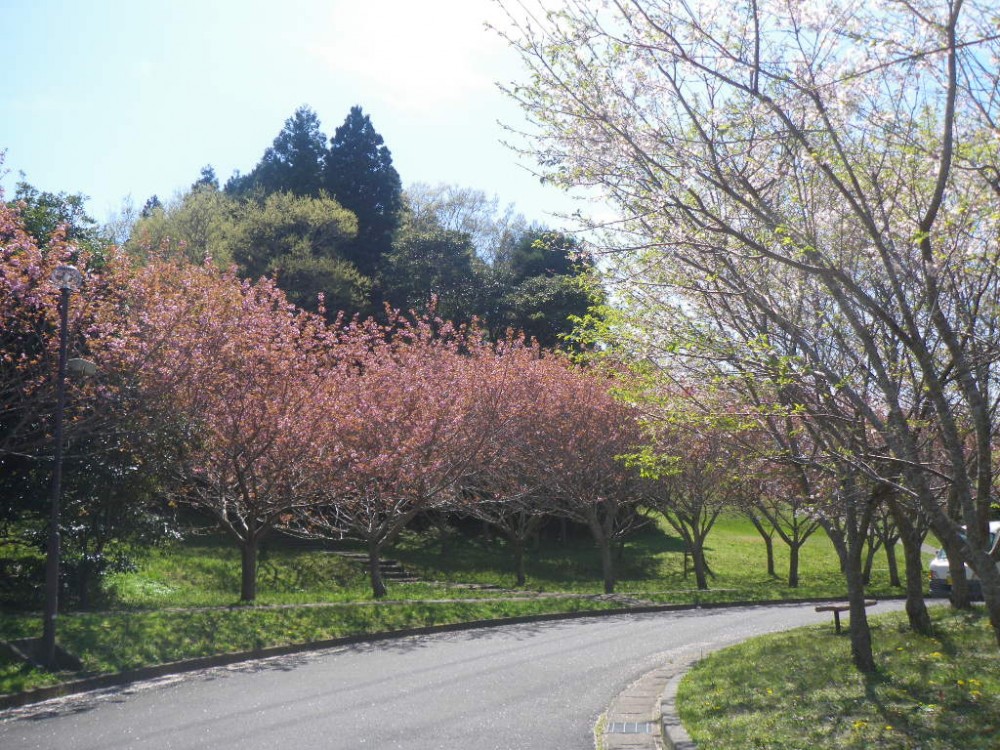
[323,106,403,276]
[229,106,327,198]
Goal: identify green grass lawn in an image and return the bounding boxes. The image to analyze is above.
[392,514,905,602]
[678,607,999,750]
[0,514,915,696]
[101,539,376,608]
[54,514,898,610]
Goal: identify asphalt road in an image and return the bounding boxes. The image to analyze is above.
[0,601,906,750]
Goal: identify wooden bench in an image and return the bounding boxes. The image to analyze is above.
[815,600,878,633]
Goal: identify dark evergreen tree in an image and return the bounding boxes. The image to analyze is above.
[488,231,599,348]
[223,170,252,196]
[140,195,163,219]
[508,230,578,282]
[228,106,327,198]
[382,223,483,322]
[323,106,403,276]
[192,165,219,192]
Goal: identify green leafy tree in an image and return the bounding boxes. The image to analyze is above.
[404,182,528,263]
[6,426,176,610]
[127,186,236,266]
[9,181,97,244]
[6,180,109,266]
[382,220,483,322]
[271,253,371,316]
[394,187,600,342]
[224,191,364,315]
[129,187,367,315]
[324,106,403,276]
[507,230,577,281]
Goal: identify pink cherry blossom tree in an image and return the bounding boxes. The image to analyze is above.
[522,359,645,594]
[293,313,498,598]
[459,336,558,587]
[117,261,336,601]
[0,201,110,462]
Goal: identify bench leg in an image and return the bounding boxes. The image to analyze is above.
[833,610,842,634]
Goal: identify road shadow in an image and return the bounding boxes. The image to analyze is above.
[5,651,315,723]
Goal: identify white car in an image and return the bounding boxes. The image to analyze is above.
[928,520,1000,598]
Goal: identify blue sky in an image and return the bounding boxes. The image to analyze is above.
[1,0,581,227]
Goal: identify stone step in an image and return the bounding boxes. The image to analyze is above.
[326,551,419,583]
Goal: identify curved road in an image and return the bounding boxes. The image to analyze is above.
[1,601,905,750]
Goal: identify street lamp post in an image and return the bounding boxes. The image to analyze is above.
[41,264,83,669]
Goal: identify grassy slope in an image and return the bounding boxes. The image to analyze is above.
[679,607,999,750]
[0,515,919,695]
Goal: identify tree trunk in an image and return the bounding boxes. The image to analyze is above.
[747,514,777,578]
[845,555,876,673]
[986,583,1000,649]
[900,531,933,635]
[949,555,972,609]
[692,543,709,591]
[788,544,800,588]
[240,539,258,602]
[862,539,881,586]
[967,547,1000,648]
[827,516,876,674]
[598,536,615,594]
[368,540,387,599]
[77,558,91,611]
[763,534,776,578]
[941,532,972,610]
[886,497,933,635]
[885,540,901,588]
[513,537,527,587]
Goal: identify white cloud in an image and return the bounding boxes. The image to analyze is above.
[311,0,512,113]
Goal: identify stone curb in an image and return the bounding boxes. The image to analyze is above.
[660,670,697,750]
[1,595,906,713]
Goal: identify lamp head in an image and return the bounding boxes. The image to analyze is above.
[51,264,83,291]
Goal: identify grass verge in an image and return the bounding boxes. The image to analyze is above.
[678,607,999,750]
[0,597,620,696]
